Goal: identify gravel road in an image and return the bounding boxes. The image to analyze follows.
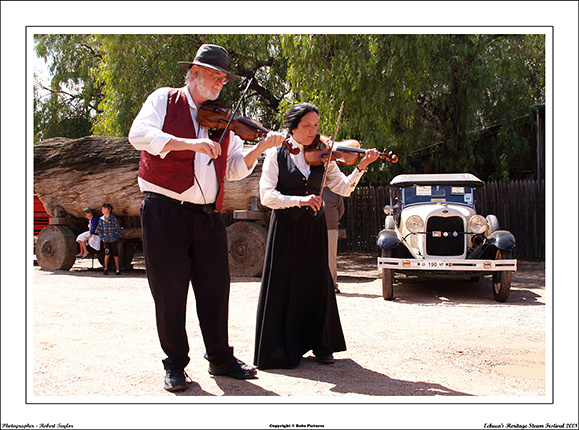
[22,252,565,429]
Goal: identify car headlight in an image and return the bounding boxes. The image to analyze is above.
[469,215,488,234]
[406,215,424,233]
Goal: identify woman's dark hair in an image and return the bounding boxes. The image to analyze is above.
[284,102,319,134]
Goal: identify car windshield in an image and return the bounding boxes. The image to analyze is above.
[401,185,475,207]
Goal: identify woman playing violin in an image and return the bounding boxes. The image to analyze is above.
[254,102,380,370]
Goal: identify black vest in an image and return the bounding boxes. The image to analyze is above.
[276,146,325,220]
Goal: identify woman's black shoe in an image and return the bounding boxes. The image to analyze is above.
[314,354,335,364]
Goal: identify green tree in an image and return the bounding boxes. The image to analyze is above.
[92,34,290,137]
[282,34,545,182]
[35,34,290,140]
[34,34,104,142]
[34,33,544,181]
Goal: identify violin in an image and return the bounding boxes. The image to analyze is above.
[304,134,399,166]
[197,100,299,155]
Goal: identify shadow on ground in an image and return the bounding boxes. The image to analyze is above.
[173,357,472,397]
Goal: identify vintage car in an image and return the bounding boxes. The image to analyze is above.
[376,173,517,302]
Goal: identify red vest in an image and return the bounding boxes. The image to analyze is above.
[138,88,230,210]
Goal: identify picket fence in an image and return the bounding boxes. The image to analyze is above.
[339,179,546,260]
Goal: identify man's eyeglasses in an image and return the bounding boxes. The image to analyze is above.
[205,68,228,85]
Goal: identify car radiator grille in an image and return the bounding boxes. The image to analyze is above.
[426,216,465,256]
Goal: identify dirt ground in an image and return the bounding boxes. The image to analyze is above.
[22,252,563,429]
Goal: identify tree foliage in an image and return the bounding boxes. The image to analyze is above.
[34,34,104,141]
[93,34,292,137]
[33,33,544,182]
[282,34,545,182]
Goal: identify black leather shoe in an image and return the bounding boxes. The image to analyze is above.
[208,358,257,379]
[315,353,335,364]
[164,369,190,392]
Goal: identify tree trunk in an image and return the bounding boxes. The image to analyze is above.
[33,136,261,218]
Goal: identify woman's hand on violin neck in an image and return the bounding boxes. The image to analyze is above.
[259,131,286,150]
[358,148,380,170]
[299,194,323,212]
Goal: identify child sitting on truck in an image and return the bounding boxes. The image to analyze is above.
[76,207,101,258]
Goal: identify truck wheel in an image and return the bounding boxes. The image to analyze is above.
[492,249,512,302]
[226,221,267,277]
[35,226,77,271]
[381,248,394,300]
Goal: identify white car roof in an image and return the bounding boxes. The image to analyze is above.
[390,173,484,188]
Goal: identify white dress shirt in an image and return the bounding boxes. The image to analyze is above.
[259,136,365,210]
[129,86,255,204]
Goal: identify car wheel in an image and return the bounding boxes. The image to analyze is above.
[381,248,394,300]
[492,249,512,302]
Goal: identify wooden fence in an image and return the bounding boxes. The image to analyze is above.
[339,179,546,260]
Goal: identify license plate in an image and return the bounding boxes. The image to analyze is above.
[418,261,450,269]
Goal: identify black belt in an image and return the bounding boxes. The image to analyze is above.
[145,192,217,214]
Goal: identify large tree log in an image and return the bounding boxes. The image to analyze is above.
[34,136,262,218]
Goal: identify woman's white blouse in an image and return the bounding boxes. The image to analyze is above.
[259,136,365,210]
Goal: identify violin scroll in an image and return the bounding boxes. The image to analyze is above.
[282,137,300,155]
[384,151,399,164]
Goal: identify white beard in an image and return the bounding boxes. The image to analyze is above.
[196,74,221,101]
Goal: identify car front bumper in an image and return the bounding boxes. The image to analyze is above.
[377,257,517,271]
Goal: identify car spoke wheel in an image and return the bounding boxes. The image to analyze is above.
[381,248,394,300]
[492,249,512,302]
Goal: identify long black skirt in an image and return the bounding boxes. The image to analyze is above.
[254,209,346,369]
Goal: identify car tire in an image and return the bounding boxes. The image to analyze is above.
[381,248,394,300]
[492,249,512,302]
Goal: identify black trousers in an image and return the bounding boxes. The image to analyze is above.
[140,198,233,370]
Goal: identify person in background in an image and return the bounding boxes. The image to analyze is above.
[97,203,121,275]
[75,207,101,258]
[254,102,379,370]
[322,188,345,294]
[128,44,284,392]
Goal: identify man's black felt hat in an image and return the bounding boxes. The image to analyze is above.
[178,44,240,82]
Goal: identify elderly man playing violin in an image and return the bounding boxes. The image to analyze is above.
[129,44,284,392]
[254,102,380,370]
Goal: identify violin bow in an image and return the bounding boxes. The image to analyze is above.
[319,101,345,194]
[207,77,254,166]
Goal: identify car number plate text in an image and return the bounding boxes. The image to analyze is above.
[419,261,450,269]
